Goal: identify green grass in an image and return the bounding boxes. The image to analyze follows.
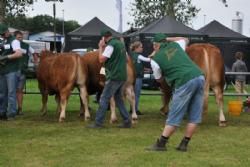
[1,80,250,167]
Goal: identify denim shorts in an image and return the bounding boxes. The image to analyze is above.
[16,72,26,90]
[166,75,205,126]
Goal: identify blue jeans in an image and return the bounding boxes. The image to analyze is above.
[167,76,205,126]
[135,78,143,112]
[0,72,18,118]
[95,80,130,125]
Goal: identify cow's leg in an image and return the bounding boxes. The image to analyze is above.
[203,81,209,116]
[55,94,61,115]
[40,93,48,116]
[213,86,226,127]
[58,93,68,123]
[109,96,118,124]
[79,86,90,121]
[125,85,137,124]
[159,79,172,115]
[79,95,84,118]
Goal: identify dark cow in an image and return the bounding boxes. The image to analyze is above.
[160,43,226,126]
[36,51,90,122]
[80,50,137,123]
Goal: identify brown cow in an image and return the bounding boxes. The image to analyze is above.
[160,43,226,126]
[79,50,137,123]
[36,51,90,122]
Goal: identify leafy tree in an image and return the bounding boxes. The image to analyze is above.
[128,0,200,28]
[4,15,80,34]
[0,0,34,22]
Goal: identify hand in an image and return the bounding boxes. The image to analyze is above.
[98,38,106,49]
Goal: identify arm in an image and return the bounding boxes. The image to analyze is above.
[148,50,157,58]
[166,37,189,44]
[98,38,108,63]
[167,37,189,50]
[9,39,23,59]
[138,55,151,62]
[98,38,113,63]
[150,59,162,81]
[232,63,236,72]
[0,40,23,61]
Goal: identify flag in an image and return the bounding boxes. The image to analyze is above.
[116,0,123,33]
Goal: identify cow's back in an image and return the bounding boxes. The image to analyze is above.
[186,43,225,89]
[37,52,79,94]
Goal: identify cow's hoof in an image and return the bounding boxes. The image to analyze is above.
[41,112,47,117]
[85,117,91,121]
[109,119,118,124]
[218,120,227,127]
[79,113,84,118]
[59,117,65,123]
[132,119,138,125]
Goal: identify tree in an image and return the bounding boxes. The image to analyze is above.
[0,0,34,22]
[4,15,80,34]
[128,0,200,28]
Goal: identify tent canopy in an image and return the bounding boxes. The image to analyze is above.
[68,17,122,37]
[198,20,248,39]
[128,16,204,37]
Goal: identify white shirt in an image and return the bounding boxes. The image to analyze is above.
[11,39,21,51]
[150,59,162,79]
[102,45,114,58]
[175,39,187,50]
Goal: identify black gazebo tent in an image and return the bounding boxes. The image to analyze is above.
[126,16,205,56]
[65,17,121,51]
[198,20,250,70]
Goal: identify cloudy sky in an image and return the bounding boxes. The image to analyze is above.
[28,0,250,36]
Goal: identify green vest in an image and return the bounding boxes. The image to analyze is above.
[131,52,144,78]
[104,38,127,81]
[153,42,203,89]
[0,35,19,74]
[19,42,30,73]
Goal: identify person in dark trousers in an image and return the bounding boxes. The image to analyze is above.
[232,51,248,100]
[146,33,205,152]
[87,29,131,128]
[0,23,23,121]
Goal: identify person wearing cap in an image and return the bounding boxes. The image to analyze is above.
[87,29,131,128]
[0,23,23,121]
[146,33,205,152]
[15,30,38,115]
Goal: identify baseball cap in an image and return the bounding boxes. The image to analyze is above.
[153,33,167,43]
[100,29,112,37]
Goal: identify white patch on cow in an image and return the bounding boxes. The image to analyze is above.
[100,67,106,75]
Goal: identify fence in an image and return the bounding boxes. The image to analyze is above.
[23,72,250,96]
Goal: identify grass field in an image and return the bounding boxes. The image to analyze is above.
[1,80,250,167]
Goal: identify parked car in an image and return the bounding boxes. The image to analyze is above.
[71,48,87,56]
[142,70,159,90]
